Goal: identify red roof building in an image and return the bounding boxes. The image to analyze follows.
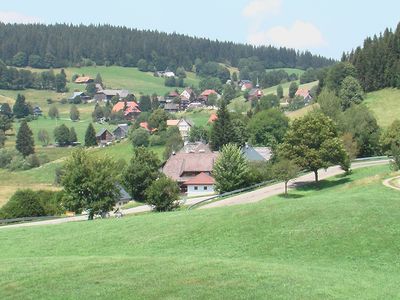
[74,76,94,84]
[208,113,218,123]
[112,101,141,119]
[183,172,216,195]
[200,89,217,97]
[183,172,215,185]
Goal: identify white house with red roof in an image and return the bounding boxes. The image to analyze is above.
[295,88,313,103]
[183,172,215,196]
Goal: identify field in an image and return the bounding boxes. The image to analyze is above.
[0,165,399,299]
[266,67,305,77]
[364,88,400,127]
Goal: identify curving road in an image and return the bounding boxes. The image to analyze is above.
[0,159,389,229]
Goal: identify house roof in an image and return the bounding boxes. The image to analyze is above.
[167,119,179,126]
[99,89,130,98]
[117,185,131,201]
[208,113,218,123]
[249,88,263,97]
[114,124,129,133]
[241,144,272,161]
[164,103,179,110]
[112,101,139,113]
[183,172,215,185]
[295,88,312,98]
[74,76,93,83]
[168,91,180,97]
[69,92,86,99]
[163,152,219,182]
[201,89,217,97]
[242,82,253,89]
[178,118,193,127]
[139,122,156,132]
[96,128,113,138]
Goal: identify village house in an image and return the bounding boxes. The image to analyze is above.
[94,89,132,102]
[241,143,272,162]
[208,113,218,124]
[96,128,114,145]
[112,101,141,120]
[295,88,313,103]
[139,122,157,133]
[162,144,218,193]
[183,172,215,196]
[241,82,253,91]
[74,76,94,84]
[164,102,180,113]
[113,124,130,139]
[156,71,176,78]
[167,118,193,140]
[200,89,220,103]
[69,92,91,103]
[248,88,264,101]
[114,185,132,208]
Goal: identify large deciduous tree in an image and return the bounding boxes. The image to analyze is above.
[62,149,120,219]
[338,76,364,110]
[279,112,348,182]
[213,143,251,193]
[272,158,300,196]
[16,120,35,157]
[145,175,180,212]
[123,146,161,202]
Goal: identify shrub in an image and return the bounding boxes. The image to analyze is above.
[130,128,150,147]
[0,148,18,168]
[145,176,180,212]
[149,134,163,146]
[0,189,45,219]
[36,190,64,216]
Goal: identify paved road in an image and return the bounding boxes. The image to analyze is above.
[0,160,389,229]
[200,160,390,209]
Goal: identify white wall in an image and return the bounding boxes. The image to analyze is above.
[187,184,215,196]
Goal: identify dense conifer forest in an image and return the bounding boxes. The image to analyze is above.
[0,23,334,71]
[345,22,400,92]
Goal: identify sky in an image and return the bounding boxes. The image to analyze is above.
[0,0,399,59]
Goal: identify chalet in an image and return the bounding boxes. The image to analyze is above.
[96,128,114,145]
[208,113,218,124]
[32,106,42,116]
[167,118,193,140]
[183,172,215,196]
[180,88,194,101]
[241,82,253,91]
[248,88,263,101]
[113,124,130,139]
[162,146,218,192]
[74,76,93,84]
[69,92,91,102]
[112,101,141,119]
[94,89,132,102]
[295,88,313,103]
[241,144,272,162]
[200,89,220,103]
[166,91,180,101]
[164,103,180,113]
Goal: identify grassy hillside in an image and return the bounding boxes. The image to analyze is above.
[364,88,400,127]
[1,165,399,299]
[266,67,305,77]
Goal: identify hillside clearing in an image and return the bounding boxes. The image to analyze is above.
[0,165,399,299]
[364,88,400,127]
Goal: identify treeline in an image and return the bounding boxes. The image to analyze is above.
[0,61,67,91]
[344,22,400,92]
[0,23,335,71]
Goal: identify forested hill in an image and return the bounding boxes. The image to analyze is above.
[0,23,334,71]
[345,22,400,92]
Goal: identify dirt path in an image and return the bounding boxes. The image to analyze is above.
[382,176,400,191]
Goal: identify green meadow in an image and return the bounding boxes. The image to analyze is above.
[0,165,399,299]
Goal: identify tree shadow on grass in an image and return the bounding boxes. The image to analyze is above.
[291,177,351,193]
[277,193,304,199]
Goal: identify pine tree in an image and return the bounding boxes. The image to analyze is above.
[277,85,284,99]
[69,127,77,144]
[84,123,97,147]
[69,105,80,121]
[16,120,35,157]
[210,100,234,151]
[13,94,30,119]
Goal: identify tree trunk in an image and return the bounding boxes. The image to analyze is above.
[314,170,319,183]
[284,181,288,196]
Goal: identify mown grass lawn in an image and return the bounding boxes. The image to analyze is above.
[364,88,400,128]
[0,165,399,299]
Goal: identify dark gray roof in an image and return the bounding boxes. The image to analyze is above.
[241,144,272,161]
[164,103,179,110]
[96,128,112,138]
[118,185,132,201]
[113,124,129,133]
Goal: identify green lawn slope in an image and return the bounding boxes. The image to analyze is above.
[364,88,400,127]
[1,164,399,299]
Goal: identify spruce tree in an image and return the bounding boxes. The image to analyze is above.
[210,99,234,151]
[13,94,29,119]
[69,127,77,144]
[16,120,35,157]
[84,123,97,147]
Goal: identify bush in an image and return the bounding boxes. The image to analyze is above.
[25,154,41,168]
[35,190,65,216]
[145,176,180,212]
[0,148,18,168]
[60,98,68,104]
[0,189,45,219]
[149,134,163,146]
[130,128,150,147]
[8,154,29,171]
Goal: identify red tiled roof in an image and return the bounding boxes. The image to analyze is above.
[163,152,219,182]
[295,88,311,98]
[112,101,140,113]
[183,172,215,185]
[139,122,157,132]
[201,89,217,97]
[167,119,179,126]
[208,113,218,123]
[74,76,93,83]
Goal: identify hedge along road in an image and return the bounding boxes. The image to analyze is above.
[0,159,390,229]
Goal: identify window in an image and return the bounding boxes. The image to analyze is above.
[194,186,198,190]
[204,186,208,190]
